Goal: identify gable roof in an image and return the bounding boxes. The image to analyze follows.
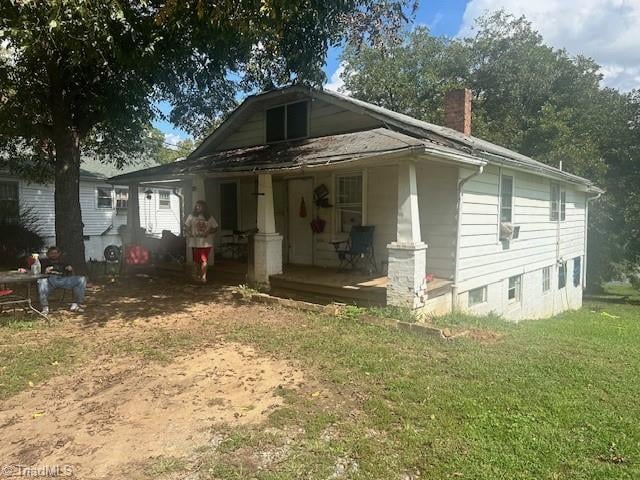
[112,86,602,193]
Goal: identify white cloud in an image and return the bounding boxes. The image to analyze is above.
[459,0,640,91]
[324,62,349,93]
[163,133,187,150]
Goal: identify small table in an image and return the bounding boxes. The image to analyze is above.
[0,272,48,319]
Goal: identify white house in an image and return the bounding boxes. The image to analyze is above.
[0,157,182,261]
[110,86,602,321]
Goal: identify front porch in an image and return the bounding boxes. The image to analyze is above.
[209,259,452,307]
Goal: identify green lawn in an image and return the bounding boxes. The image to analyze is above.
[1,296,639,479]
[213,301,640,480]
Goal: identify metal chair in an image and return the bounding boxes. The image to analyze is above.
[330,225,377,273]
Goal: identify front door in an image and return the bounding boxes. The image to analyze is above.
[287,178,313,265]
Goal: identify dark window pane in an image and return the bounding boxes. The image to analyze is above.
[220,183,238,231]
[558,263,566,289]
[0,181,19,224]
[266,106,285,142]
[286,101,308,139]
[573,257,581,287]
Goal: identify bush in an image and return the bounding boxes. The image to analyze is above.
[0,208,45,268]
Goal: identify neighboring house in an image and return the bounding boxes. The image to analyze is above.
[110,86,602,321]
[0,158,182,261]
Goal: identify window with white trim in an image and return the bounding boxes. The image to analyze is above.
[0,181,19,224]
[551,184,566,221]
[468,286,487,307]
[500,174,514,223]
[508,275,522,303]
[265,101,308,143]
[158,190,171,209]
[115,188,128,210]
[97,186,113,208]
[573,257,581,287]
[542,266,551,293]
[558,261,567,289]
[336,174,363,233]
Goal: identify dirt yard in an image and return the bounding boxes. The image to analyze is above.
[0,277,310,480]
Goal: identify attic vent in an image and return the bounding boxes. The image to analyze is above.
[266,101,308,143]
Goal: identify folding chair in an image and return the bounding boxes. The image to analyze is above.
[330,225,377,273]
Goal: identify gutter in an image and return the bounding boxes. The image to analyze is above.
[451,164,485,312]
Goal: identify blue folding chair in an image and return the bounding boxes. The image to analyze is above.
[330,225,377,273]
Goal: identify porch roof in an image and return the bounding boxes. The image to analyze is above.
[109,128,431,184]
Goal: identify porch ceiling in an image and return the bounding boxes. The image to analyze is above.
[109,128,426,184]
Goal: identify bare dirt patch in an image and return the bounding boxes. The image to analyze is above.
[0,341,304,479]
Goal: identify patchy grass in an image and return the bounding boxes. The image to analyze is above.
[0,336,78,399]
[216,302,640,479]
[107,328,201,363]
[145,456,188,477]
[603,282,640,301]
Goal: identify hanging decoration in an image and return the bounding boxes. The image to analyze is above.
[299,196,307,218]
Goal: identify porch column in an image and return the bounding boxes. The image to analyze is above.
[251,173,283,285]
[126,182,140,243]
[386,161,428,309]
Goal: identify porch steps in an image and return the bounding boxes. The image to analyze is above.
[269,275,387,307]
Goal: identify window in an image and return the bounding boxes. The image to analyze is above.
[115,188,128,210]
[542,266,551,293]
[558,261,567,289]
[97,187,113,208]
[336,174,363,233]
[573,257,581,287]
[158,190,171,209]
[220,182,238,231]
[265,101,308,143]
[550,184,566,221]
[468,286,487,307]
[0,181,19,224]
[500,174,514,223]
[508,275,522,303]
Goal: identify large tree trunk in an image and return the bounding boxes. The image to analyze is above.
[54,129,87,274]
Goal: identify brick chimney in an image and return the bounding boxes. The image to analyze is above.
[444,88,472,136]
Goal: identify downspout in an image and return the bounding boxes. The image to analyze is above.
[451,165,484,312]
[583,191,603,289]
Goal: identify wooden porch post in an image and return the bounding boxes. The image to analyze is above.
[126,182,140,243]
[251,173,282,285]
[386,161,428,309]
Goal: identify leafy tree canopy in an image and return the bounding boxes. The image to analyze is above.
[0,0,415,269]
[341,11,640,284]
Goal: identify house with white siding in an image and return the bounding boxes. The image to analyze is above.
[110,86,602,321]
[0,158,181,261]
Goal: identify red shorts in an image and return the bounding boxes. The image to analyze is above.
[192,247,211,264]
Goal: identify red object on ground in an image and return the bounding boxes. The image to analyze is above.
[192,247,212,264]
[425,273,434,283]
[124,245,150,265]
[0,289,14,296]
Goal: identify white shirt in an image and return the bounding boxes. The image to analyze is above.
[185,214,218,248]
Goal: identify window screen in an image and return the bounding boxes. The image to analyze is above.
[220,183,238,231]
[336,174,363,233]
[115,188,129,210]
[0,181,19,224]
[542,266,551,292]
[159,191,171,209]
[468,286,487,306]
[266,105,285,143]
[500,175,513,223]
[97,187,113,208]
[286,101,308,139]
[558,262,567,289]
[508,275,521,302]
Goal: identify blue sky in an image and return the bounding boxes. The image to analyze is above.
[156,0,640,144]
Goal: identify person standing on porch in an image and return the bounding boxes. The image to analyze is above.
[184,200,218,283]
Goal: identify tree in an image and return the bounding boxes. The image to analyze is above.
[0,0,414,272]
[342,12,640,287]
